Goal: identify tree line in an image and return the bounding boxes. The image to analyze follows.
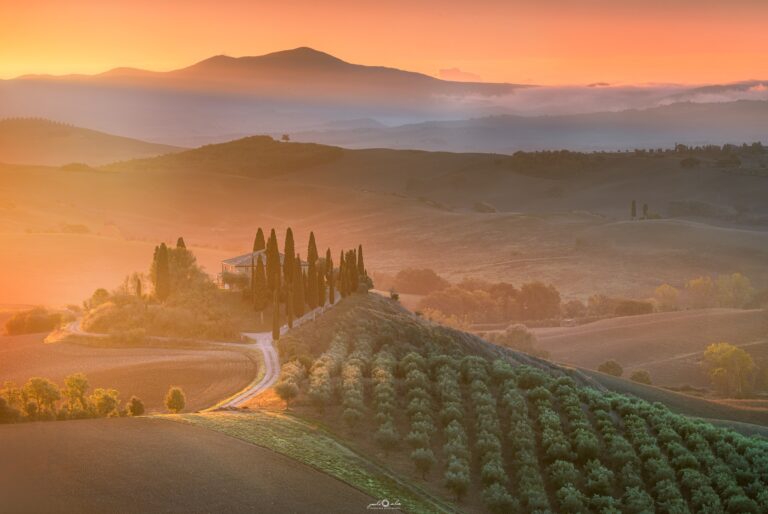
[0,374,186,424]
[226,227,370,340]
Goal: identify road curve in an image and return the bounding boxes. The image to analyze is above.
[217,332,280,408]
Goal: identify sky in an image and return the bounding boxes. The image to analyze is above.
[1,0,766,85]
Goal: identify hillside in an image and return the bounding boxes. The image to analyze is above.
[104,136,344,177]
[2,137,768,306]
[292,100,768,153]
[0,118,181,166]
[536,308,768,388]
[258,293,768,513]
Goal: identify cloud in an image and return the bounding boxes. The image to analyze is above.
[439,68,482,82]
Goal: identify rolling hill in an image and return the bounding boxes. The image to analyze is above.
[535,308,768,388]
[291,100,768,153]
[2,135,767,307]
[0,118,182,166]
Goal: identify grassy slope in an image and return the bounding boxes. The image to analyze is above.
[0,118,181,166]
[168,412,457,514]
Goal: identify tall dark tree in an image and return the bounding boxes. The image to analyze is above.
[642,203,649,219]
[135,276,142,298]
[253,228,266,252]
[283,228,295,285]
[326,249,335,304]
[317,268,326,307]
[346,249,359,293]
[153,243,171,302]
[285,288,294,329]
[357,244,366,276]
[307,258,319,310]
[293,256,305,317]
[176,237,187,249]
[631,200,637,219]
[253,255,268,312]
[339,250,347,297]
[271,289,281,341]
[266,229,281,293]
[307,232,318,265]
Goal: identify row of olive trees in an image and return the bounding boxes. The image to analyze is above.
[0,374,186,424]
[307,335,348,411]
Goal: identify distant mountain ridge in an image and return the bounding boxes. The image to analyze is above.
[2,47,767,149]
[16,47,526,99]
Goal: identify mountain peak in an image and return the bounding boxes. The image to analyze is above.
[189,47,348,72]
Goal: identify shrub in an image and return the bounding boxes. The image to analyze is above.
[374,421,399,455]
[90,388,119,417]
[392,268,450,295]
[127,396,145,416]
[164,387,186,413]
[275,382,299,405]
[0,397,20,423]
[598,359,623,377]
[629,370,652,385]
[481,483,518,513]
[410,447,436,479]
[5,307,62,335]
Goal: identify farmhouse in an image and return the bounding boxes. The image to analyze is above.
[219,250,307,288]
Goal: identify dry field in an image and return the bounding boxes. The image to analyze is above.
[535,308,768,388]
[0,332,256,411]
[0,417,372,514]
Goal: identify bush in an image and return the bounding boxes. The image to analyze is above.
[275,382,299,405]
[482,483,518,513]
[5,307,62,335]
[127,396,145,416]
[165,387,186,413]
[598,359,623,377]
[630,370,652,385]
[410,447,436,479]
[392,268,450,295]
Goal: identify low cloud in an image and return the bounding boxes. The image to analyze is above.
[439,68,482,82]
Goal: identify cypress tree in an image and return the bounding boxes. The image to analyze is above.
[266,229,280,293]
[293,255,305,317]
[307,258,319,310]
[283,228,295,285]
[339,250,347,297]
[285,288,294,329]
[253,255,268,312]
[253,228,266,252]
[631,200,637,219]
[271,289,280,341]
[176,237,186,249]
[357,244,365,276]
[135,276,142,298]
[154,243,171,302]
[307,232,318,265]
[346,250,359,293]
[317,268,326,307]
[326,249,335,304]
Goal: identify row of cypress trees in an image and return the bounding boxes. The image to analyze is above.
[246,227,367,339]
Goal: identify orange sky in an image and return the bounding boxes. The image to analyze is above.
[1,0,766,85]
